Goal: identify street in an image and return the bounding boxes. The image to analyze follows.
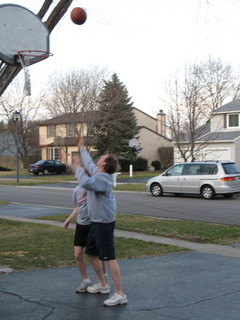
[0,184,240,225]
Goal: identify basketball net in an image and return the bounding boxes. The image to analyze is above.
[18,53,31,96]
[17,50,52,97]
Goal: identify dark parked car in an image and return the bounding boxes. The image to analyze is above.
[28,160,67,175]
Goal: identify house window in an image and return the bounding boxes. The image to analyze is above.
[228,114,239,127]
[47,125,55,137]
[67,124,75,137]
[47,148,60,160]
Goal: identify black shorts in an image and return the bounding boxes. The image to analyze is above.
[85,222,115,261]
[74,224,91,247]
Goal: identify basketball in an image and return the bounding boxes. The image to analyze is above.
[70,7,87,25]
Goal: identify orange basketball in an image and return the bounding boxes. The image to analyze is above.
[70,7,87,25]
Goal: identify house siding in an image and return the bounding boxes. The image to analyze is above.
[133,108,156,132]
[211,114,224,132]
[235,137,240,166]
[138,127,172,165]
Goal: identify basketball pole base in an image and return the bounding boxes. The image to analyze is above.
[129,164,133,178]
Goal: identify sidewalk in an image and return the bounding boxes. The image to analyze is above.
[1,214,240,319]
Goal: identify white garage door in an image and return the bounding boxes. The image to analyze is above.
[203,148,230,161]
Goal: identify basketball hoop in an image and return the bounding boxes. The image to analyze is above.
[16,50,53,96]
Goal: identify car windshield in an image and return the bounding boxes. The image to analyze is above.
[222,163,240,174]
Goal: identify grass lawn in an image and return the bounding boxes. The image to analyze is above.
[39,213,240,246]
[0,218,188,271]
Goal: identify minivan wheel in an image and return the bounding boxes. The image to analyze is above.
[151,183,163,197]
[201,185,215,199]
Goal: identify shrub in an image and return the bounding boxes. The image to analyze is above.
[151,160,161,170]
[0,166,12,171]
[118,157,148,171]
[133,157,148,171]
[118,159,130,171]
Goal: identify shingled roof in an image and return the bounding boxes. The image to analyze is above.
[40,111,99,126]
[212,100,240,114]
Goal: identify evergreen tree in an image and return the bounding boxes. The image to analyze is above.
[94,73,139,158]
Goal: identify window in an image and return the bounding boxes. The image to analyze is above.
[47,148,60,160]
[166,164,184,176]
[228,114,239,127]
[182,164,201,175]
[47,125,55,137]
[200,164,218,175]
[222,163,240,174]
[67,124,75,137]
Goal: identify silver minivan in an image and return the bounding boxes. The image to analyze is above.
[146,161,240,199]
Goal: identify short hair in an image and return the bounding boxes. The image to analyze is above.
[104,154,118,174]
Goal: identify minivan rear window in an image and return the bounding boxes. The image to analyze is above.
[222,163,240,174]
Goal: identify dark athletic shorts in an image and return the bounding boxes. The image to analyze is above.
[74,224,91,247]
[85,222,115,261]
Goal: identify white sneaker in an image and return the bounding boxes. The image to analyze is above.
[76,279,91,293]
[87,282,110,294]
[104,293,127,306]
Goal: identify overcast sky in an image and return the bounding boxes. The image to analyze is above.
[2,0,240,117]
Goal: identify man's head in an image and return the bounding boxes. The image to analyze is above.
[97,154,118,174]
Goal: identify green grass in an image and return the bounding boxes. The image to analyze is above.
[118,171,162,179]
[38,213,240,246]
[114,184,146,192]
[0,201,9,205]
[0,219,187,271]
[0,169,28,177]
[0,180,67,186]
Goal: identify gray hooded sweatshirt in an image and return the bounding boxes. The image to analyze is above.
[75,149,116,223]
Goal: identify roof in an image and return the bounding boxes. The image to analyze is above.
[39,111,99,126]
[41,136,95,147]
[197,131,240,142]
[172,123,210,142]
[137,125,172,142]
[212,100,240,114]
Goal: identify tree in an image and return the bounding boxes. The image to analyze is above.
[44,66,108,116]
[43,67,109,151]
[165,58,240,162]
[0,78,43,167]
[94,73,139,158]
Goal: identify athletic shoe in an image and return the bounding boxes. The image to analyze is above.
[76,279,92,293]
[104,293,127,306]
[87,282,110,294]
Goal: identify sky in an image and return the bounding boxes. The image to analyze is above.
[2,0,240,118]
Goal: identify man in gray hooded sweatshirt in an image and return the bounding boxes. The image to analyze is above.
[74,137,127,307]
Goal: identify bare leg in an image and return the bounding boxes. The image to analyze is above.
[74,246,88,280]
[89,255,107,286]
[107,259,124,295]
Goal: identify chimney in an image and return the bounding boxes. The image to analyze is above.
[156,109,166,136]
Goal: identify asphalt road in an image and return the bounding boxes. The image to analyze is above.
[0,184,240,225]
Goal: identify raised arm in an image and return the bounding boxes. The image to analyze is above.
[77,137,97,175]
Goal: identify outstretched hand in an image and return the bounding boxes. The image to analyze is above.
[76,136,85,149]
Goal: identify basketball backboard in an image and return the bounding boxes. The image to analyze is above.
[0,3,50,66]
[0,3,51,96]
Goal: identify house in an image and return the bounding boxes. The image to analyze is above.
[0,129,17,169]
[173,100,240,166]
[39,108,172,168]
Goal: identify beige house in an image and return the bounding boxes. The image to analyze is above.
[39,108,172,167]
